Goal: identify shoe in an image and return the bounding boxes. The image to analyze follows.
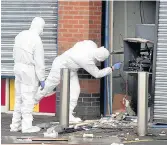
[10,126,22,132]
[69,114,82,123]
[22,126,41,133]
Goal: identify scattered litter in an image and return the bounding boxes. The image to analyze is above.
[17,138,32,142]
[33,103,137,142]
[159,133,166,136]
[94,116,135,129]
[120,133,124,136]
[159,131,166,136]
[63,127,84,133]
[69,125,74,128]
[31,138,68,141]
[116,112,125,121]
[112,114,117,118]
[92,124,99,128]
[125,100,136,116]
[83,133,94,138]
[161,131,166,134]
[111,143,124,145]
[112,99,136,122]
[74,122,93,129]
[44,131,58,138]
[47,125,65,134]
[124,116,137,121]
[99,117,110,124]
[82,126,91,131]
[133,119,137,123]
[36,123,51,129]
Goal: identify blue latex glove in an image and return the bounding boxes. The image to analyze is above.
[113,62,122,70]
[40,81,45,90]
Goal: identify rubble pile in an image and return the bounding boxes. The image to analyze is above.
[93,116,136,129]
[37,114,137,140]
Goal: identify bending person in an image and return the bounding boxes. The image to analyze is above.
[34,40,121,123]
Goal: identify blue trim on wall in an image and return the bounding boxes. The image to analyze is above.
[1,76,15,79]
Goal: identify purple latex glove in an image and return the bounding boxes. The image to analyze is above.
[113,62,122,70]
[40,81,45,90]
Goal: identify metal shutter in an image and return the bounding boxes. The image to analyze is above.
[154,1,167,122]
[1,0,58,77]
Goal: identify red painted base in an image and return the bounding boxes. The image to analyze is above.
[1,79,6,106]
[39,93,56,113]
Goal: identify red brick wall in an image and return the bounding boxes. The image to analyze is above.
[58,1,102,54]
[57,1,102,118]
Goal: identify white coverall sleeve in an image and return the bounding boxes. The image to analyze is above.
[80,62,112,79]
[34,39,45,81]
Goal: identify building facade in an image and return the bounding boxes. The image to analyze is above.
[1,0,102,119]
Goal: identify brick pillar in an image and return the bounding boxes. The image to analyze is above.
[57,1,102,120]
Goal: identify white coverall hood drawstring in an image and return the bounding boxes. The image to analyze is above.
[29,17,45,36]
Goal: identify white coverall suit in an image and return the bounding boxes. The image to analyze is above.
[35,40,112,122]
[10,17,45,133]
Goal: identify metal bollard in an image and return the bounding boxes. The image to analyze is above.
[59,68,70,127]
[137,72,149,136]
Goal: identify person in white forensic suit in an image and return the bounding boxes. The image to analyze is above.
[10,17,46,133]
[34,40,122,123]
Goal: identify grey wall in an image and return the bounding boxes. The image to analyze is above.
[112,1,156,98]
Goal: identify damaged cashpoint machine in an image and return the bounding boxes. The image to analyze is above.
[123,24,155,136]
[121,1,167,135]
[106,1,157,137]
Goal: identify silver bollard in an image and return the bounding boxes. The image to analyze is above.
[137,72,149,136]
[59,68,70,127]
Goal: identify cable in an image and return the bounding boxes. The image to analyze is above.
[140,1,143,24]
[119,34,124,49]
[141,1,146,23]
[118,68,133,97]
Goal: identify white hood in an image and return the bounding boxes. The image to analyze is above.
[73,40,98,50]
[29,17,45,35]
[94,46,109,62]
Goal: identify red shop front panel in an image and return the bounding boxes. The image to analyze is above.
[39,93,56,113]
[1,79,6,106]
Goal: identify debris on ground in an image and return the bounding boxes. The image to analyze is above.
[83,133,94,138]
[124,116,137,122]
[36,122,59,129]
[36,123,51,129]
[161,131,166,134]
[17,138,32,143]
[92,116,136,129]
[46,125,66,134]
[125,99,136,116]
[113,98,136,122]
[111,143,124,145]
[40,112,137,138]
[159,131,166,136]
[44,131,58,138]
[33,107,137,142]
